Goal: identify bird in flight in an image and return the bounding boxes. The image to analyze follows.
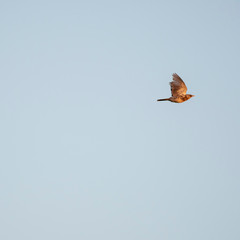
[157,73,194,103]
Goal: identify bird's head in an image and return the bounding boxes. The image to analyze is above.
[186,94,195,99]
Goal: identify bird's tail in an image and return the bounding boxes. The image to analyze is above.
[157,98,170,101]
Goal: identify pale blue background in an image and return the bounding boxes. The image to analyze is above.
[1,1,240,239]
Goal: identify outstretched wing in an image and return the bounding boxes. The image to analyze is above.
[170,73,187,97]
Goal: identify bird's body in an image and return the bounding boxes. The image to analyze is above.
[157,73,194,103]
[158,94,193,103]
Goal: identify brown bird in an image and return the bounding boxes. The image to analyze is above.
[157,73,195,103]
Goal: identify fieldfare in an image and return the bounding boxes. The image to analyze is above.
[157,73,194,103]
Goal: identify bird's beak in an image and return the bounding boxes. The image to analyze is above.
[192,95,195,97]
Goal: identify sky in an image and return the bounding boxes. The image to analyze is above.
[0,0,240,239]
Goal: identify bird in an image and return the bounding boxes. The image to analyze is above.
[157,73,195,103]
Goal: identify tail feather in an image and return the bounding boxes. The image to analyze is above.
[157,98,170,101]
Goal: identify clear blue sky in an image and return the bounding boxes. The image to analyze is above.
[1,1,240,239]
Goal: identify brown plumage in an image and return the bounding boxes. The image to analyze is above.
[157,73,195,103]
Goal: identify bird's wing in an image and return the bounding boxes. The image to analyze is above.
[170,73,187,97]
